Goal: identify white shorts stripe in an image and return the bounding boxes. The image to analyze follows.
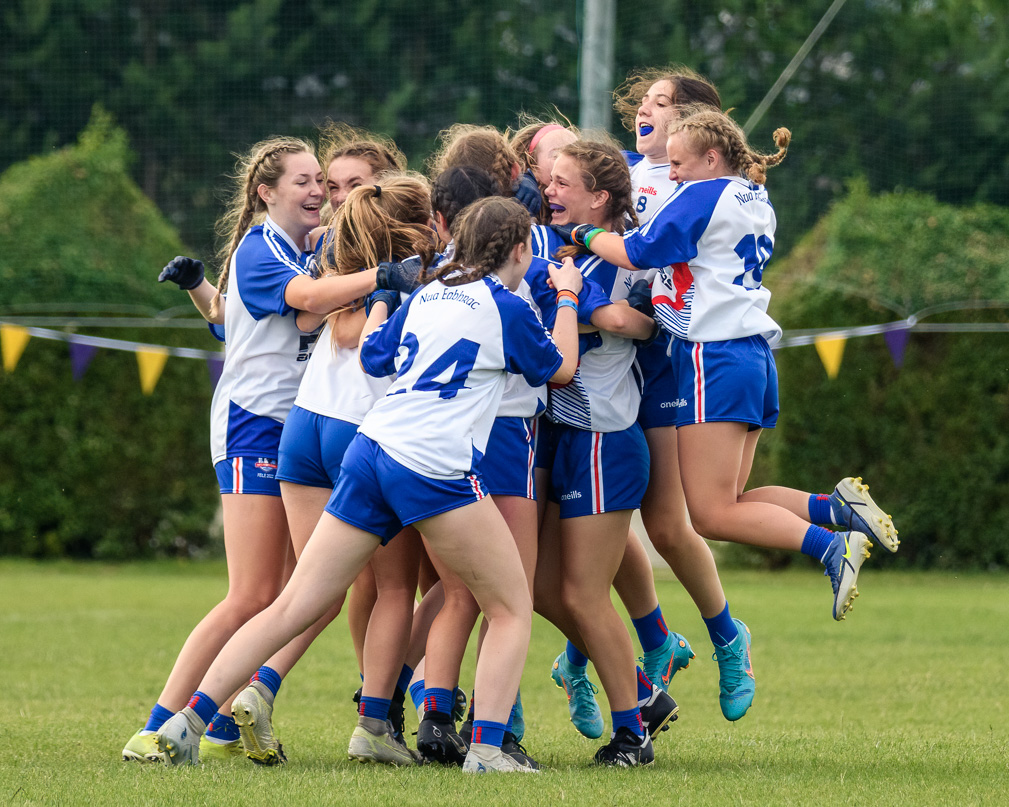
[525,419,536,499]
[590,432,604,515]
[692,343,706,423]
[232,456,243,494]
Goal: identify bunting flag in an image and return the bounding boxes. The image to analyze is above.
[136,348,170,395]
[206,356,224,389]
[883,328,910,368]
[1,324,31,372]
[814,334,847,379]
[68,342,99,381]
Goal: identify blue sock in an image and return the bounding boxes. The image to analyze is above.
[396,664,414,697]
[471,720,507,748]
[565,641,589,667]
[409,679,425,711]
[703,602,739,647]
[809,494,834,526]
[611,707,645,738]
[424,687,454,716]
[206,712,240,742]
[186,691,218,727]
[801,524,836,562]
[359,696,391,720]
[635,666,654,701]
[251,665,282,698]
[143,703,174,733]
[631,605,669,653]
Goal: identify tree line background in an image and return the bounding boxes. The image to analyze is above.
[5,0,1007,257]
[1,0,1008,565]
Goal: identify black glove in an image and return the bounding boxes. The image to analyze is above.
[625,279,654,317]
[365,289,401,317]
[375,256,424,293]
[548,223,601,248]
[513,170,542,216]
[158,256,205,290]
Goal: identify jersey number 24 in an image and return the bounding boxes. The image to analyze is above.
[397,334,480,400]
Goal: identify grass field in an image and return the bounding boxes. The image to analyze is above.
[2,559,1008,806]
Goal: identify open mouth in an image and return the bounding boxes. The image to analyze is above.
[638,123,654,137]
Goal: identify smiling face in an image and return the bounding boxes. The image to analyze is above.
[635,80,680,162]
[545,153,609,228]
[326,155,377,208]
[259,151,324,240]
[666,131,724,184]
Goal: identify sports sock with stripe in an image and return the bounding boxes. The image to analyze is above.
[801,524,836,562]
[471,720,507,748]
[808,493,834,526]
[611,707,645,738]
[631,604,669,653]
[358,696,391,721]
[703,601,739,647]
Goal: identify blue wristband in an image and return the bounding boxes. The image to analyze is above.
[556,298,578,312]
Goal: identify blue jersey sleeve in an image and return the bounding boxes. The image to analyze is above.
[235,229,310,320]
[622,150,644,168]
[360,293,413,378]
[623,179,726,270]
[524,257,607,328]
[498,291,563,387]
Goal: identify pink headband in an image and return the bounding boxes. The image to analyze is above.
[528,124,566,154]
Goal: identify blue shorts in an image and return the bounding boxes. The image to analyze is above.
[325,434,490,545]
[636,332,680,431]
[534,417,556,471]
[215,456,281,496]
[670,335,779,429]
[276,405,359,488]
[480,417,537,499]
[548,423,650,518]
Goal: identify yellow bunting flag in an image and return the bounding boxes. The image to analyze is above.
[136,348,169,395]
[1,324,31,372]
[814,335,847,380]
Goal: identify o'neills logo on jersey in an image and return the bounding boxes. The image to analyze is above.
[255,459,278,471]
[661,398,688,409]
[560,490,583,501]
[639,185,658,196]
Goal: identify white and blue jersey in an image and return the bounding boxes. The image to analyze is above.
[623,176,782,345]
[359,274,563,480]
[628,153,679,227]
[531,224,645,433]
[210,216,320,465]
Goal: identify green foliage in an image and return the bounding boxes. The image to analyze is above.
[0,111,220,559]
[745,183,1009,569]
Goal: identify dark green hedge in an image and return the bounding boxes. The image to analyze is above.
[0,110,220,559]
[741,180,1009,569]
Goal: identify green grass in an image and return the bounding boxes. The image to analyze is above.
[2,560,1008,805]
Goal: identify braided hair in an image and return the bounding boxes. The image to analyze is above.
[429,197,531,288]
[428,124,520,200]
[212,136,316,318]
[668,109,790,185]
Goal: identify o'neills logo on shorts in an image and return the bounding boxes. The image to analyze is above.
[661,398,688,408]
[560,491,583,501]
[255,458,278,471]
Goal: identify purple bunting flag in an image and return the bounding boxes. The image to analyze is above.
[206,357,224,389]
[883,328,910,368]
[68,342,99,381]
